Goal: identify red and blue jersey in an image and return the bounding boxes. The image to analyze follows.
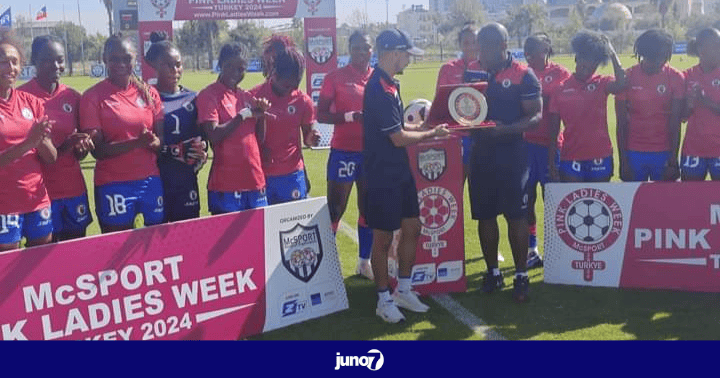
[197,81,265,192]
[617,64,685,152]
[363,67,410,188]
[157,87,203,182]
[473,56,541,145]
[19,78,86,200]
[79,79,163,186]
[683,64,720,157]
[524,61,571,147]
[250,81,316,177]
[549,74,614,161]
[319,64,371,152]
[0,89,49,214]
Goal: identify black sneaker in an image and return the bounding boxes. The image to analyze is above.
[513,275,530,303]
[482,272,505,293]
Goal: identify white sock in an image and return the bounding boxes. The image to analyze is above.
[397,277,411,293]
[492,268,501,276]
[378,289,392,303]
[358,257,370,265]
[516,272,529,278]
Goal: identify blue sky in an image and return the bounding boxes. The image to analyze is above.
[0,0,430,35]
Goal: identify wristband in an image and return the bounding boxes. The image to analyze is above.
[239,108,253,121]
[344,112,355,123]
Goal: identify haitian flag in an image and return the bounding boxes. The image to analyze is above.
[36,6,47,21]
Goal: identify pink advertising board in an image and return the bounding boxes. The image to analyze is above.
[0,198,347,340]
[545,182,720,292]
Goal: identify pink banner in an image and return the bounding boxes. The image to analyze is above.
[139,0,335,22]
[138,21,173,82]
[620,182,720,292]
[304,17,337,102]
[0,210,267,340]
[401,136,467,295]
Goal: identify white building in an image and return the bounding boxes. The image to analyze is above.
[397,5,435,46]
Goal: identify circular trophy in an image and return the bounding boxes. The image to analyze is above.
[448,87,488,127]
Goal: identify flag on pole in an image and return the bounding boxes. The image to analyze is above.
[36,6,47,20]
[0,7,11,27]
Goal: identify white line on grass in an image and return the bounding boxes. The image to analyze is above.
[338,220,504,340]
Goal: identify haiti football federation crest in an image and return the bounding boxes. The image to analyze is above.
[308,35,334,65]
[418,148,447,181]
[151,0,172,18]
[280,223,324,283]
[554,188,624,282]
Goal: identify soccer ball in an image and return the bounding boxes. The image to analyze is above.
[566,200,611,243]
[404,99,432,126]
[420,195,451,229]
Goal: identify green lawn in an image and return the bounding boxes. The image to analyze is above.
[45,55,720,340]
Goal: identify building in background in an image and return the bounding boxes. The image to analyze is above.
[397,4,435,46]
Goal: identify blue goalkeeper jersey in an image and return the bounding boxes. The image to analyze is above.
[158,87,204,179]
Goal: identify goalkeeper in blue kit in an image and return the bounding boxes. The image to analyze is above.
[145,31,208,222]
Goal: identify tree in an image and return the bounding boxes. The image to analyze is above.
[505,4,548,48]
[346,9,369,29]
[229,21,270,58]
[52,22,88,76]
[101,0,113,36]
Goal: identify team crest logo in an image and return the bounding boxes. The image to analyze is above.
[308,35,334,65]
[418,186,459,257]
[40,208,51,220]
[586,83,597,92]
[292,189,301,199]
[554,188,623,282]
[418,148,447,181]
[657,84,667,94]
[21,108,33,120]
[713,79,720,87]
[502,79,512,88]
[303,0,322,15]
[280,223,323,283]
[76,204,86,216]
[63,103,73,113]
[189,190,198,201]
[544,75,553,84]
[136,97,146,108]
[287,105,297,115]
[151,0,172,18]
[183,101,195,112]
[157,196,164,207]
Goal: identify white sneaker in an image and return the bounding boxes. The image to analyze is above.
[376,299,405,323]
[355,260,374,280]
[392,290,430,313]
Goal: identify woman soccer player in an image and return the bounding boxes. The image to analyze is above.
[0,29,56,250]
[436,22,480,181]
[317,30,374,279]
[616,29,684,182]
[252,36,319,205]
[548,31,626,183]
[522,33,571,268]
[80,34,165,233]
[145,31,207,222]
[197,42,270,214]
[19,36,94,241]
[681,28,720,181]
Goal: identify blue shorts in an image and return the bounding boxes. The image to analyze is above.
[681,155,720,180]
[162,180,200,222]
[559,156,614,182]
[626,150,671,182]
[208,190,268,215]
[327,149,363,183]
[0,207,53,244]
[469,140,529,220]
[365,179,420,232]
[95,176,164,228]
[462,136,473,166]
[52,194,92,234]
[266,170,308,205]
[526,142,558,188]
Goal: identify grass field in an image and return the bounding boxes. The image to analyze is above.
[42,54,720,340]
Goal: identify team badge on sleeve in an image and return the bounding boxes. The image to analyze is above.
[22,108,33,120]
[288,105,297,115]
[76,204,86,216]
[502,79,512,88]
[63,103,73,113]
[657,85,667,94]
[586,84,597,92]
[136,97,147,108]
[545,75,553,84]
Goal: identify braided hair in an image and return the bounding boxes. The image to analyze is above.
[261,35,305,81]
[571,31,611,66]
[634,29,673,63]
